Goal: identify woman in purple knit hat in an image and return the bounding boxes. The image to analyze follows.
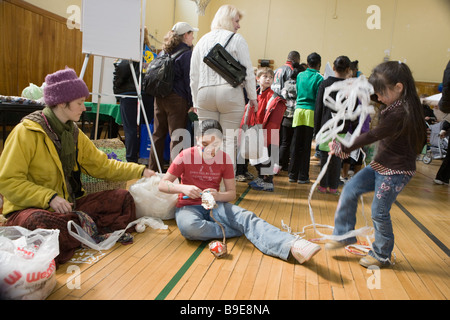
[0,67,155,265]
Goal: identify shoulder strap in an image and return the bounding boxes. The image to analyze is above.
[223,33,236,49]
[171,46,190,59]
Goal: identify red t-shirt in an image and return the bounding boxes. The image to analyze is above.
[167,146,235,207]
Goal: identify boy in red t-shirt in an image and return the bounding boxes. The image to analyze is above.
[158,119,320,264]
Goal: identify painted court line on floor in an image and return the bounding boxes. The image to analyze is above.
[154,186,251,300]
[395,200,450,257]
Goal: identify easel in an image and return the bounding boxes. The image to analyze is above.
[78,0,162,173]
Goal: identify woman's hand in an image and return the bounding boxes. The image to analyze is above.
[143,168,156,178]
[181,185,203,199]
[50,196,73,214]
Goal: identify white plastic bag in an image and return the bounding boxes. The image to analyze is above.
[21,83,44,100]
[129,174,178,220]
[0,226,60,300]
[67,216,167,251]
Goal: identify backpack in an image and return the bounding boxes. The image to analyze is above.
[143,47,189,98]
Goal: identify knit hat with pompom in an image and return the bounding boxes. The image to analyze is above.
[43,67,90,106]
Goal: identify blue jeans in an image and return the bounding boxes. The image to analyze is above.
[175,202,296,260]
[333,165,411,263]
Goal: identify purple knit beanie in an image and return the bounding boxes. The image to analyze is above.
[43,67,90,106]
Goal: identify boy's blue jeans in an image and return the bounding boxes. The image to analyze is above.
[175,202,296,260]
[333,165,411,263]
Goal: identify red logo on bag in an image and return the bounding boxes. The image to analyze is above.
[3,270,22,285]
[16,246,36,259]
[26,260,56,283]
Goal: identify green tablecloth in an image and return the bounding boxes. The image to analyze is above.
[84,102,122,125]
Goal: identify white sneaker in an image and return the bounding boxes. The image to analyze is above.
[291,238,321,264]
[434,179,449,185]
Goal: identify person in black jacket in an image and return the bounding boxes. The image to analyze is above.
[438,60,450,113]
[113,28,154,163]
[314,56,352,194]
[434,120,450,185]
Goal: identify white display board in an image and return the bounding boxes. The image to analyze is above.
[91,56,117,104]
[81,0,142,61]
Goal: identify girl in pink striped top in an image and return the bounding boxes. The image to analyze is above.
[326,61,427,268]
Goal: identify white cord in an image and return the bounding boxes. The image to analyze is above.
[284,76,377,244]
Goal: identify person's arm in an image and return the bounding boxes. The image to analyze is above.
[158,172,202,199]
[77,131,149,181]
[189,44,201,107]
[314,83,325,136]
[0,125,58,211]
[234,34,257,102]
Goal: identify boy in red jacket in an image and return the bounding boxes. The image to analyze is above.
[240,67,287,191]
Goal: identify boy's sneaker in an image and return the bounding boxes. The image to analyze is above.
[263,182,274,192]
[291,238,321,264]
[248,177,264,190]
[235,175,246,182]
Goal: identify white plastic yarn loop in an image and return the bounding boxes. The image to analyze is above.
[287,76,376,245]
[316,75,375,149]
[67,216,167,252]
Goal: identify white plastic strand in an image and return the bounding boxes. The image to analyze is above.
[284,76,376,245]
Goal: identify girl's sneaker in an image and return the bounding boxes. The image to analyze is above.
[235,175,246,182]
[359,255,384,268]
[317,186,327,193]
[328,188,341,195]
[290,239,321,264]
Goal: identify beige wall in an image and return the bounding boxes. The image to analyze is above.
[25,0,450,82]
[205,0,450,82]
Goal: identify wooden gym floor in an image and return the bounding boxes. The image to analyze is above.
[46,155,449,301]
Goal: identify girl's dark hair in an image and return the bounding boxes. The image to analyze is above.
[197,119,223,137]
[290,62,307,80]
[333,56,351,74]
[307,52,321,69]
[369,61,426,154]
[350,60,359,70]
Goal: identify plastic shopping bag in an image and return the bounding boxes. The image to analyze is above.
[129,174,178,220]
[21,83,44,101]
[0,226,60,300]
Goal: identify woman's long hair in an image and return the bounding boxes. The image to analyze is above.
[369,61,426,154]
[162,31,184,54]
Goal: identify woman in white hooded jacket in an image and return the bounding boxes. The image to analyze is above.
[190,4,258,165]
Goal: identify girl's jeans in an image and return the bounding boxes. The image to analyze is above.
[333,165,412,263]
[175,202,296,260]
